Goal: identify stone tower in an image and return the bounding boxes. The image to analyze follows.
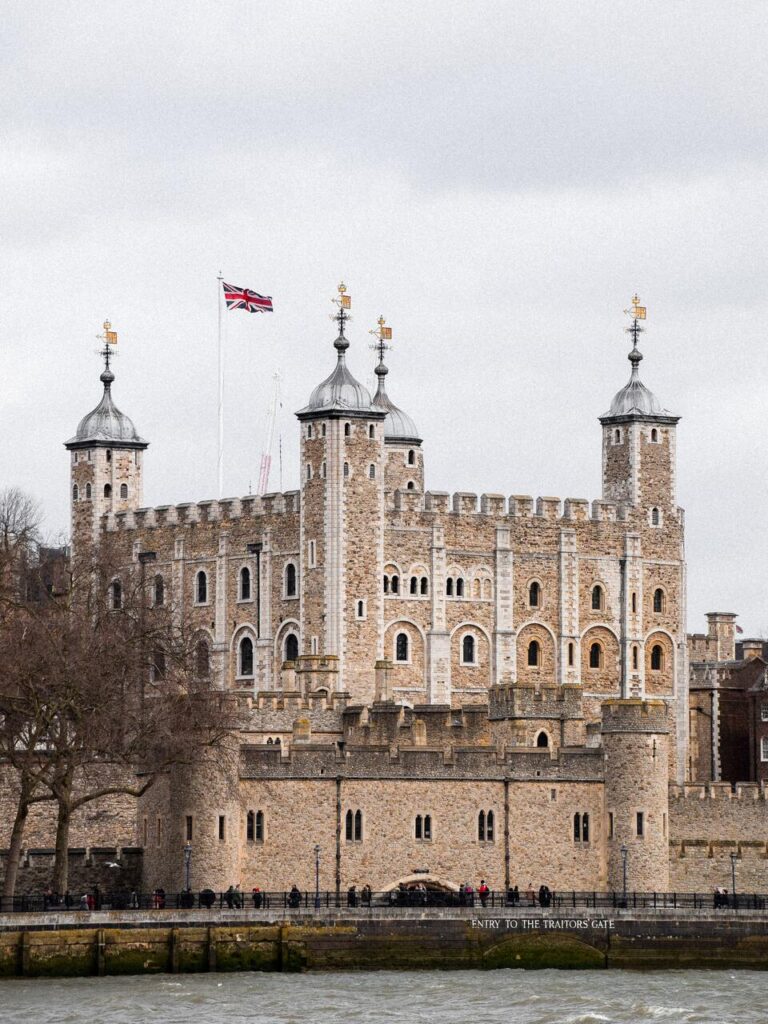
[64,327,148,565]
[599,298,680,514]
[295,286,386,702]
[602,699,670,892]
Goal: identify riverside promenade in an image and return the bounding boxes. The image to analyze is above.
[2,903,768,975]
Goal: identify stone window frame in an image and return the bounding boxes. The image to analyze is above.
[194,569,209,606]
[355,599,367,621]
[368,424,375,439]
[761,737,768,761]
[650,506,662,527]
[406,480,416,490]
[120,483,128,499]
[384,563,402,596]
[471,567,494,602]
[284,632,299,662]
[649,427,660,443]
[527,578,543,610]
[368,463,376,479]
[104,483,112,498]
[307,540,317,568]
[407,448,416,466]
[588,640,604,670]
[477,809,495,843]
[110,577,122,611]
[307,424,313,439]
[194,633,212,681]
[567,641,575,667]
[394,630,411,664]
[631,644,640,671]
[460,631,478,666]
[320,461,326,479]
[446,569,466,599]
[345,809,363,842]
[236,564,253,603]
[652,586,666,614]
[527,638,541,667]
[573,811,590,844]
[237,634,255,679]
[650,643,664,672]
[72,483,79,501]
[612,427,623,445]
[535,730,550,748]
[590,583,605,612]
[414,813,432,841]
[306,463,312,482]
[635,810,645,838]
[407,566,430,599]
[246,810,265,843]
[283,561,299,600]
[85,483,92,500]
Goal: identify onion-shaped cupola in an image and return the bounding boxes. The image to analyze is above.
[600,296,678,425]
[297,283,378,419]
[370,317,422,444]
[65,323,148,450]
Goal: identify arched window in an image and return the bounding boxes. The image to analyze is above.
[478,810,486,841]
[591,584,603,611]
[614,428,621,443]
[306,463,312,481]
[536,731,549,748]
[196,570,207,604]
[574,813,581,842]
[240,566,251,601]
[307,424,313,439]
[527,639,540,667]
[239,636,254,676]
[343,462,350,478]
[356,600,365,619]
[345,809,354,841]
[632,645,639,671]
[651,428,658,442]
[154,574,164,606]
[72,484,79,501]
[462,635,476,664]
[369,464,375,479]
[582,812,590,842]
[395,632,409,662]
[415,814,432,840]
[651,507,660,526]
[321,423,326,437]
[456,578,464,597]
[195,639,210,679]
[446,578,454,596]
[111,579,122,610]
[383,575,390,594]
[120,483,128,499]
[104,483,112,498]
[406,481,415,490]
[85,483,92,499]
[410,576,418,594]
[354,809,362,841]
[247,810,255,840]
[653,588,664,613]
[344,423,351,437]
[106,449,112,462]
[408,449,415,465]
[255,810,264,841]
[321,462,326,478]
[529,581,540,607]
[420,577,428,595]
[568,642,574,667]
[285,563,297,597]
[589,642,602,669]
[415,814,423,839]
[285,633,299,662]
[423,814,432,840]
[632,591,638,613]
[391,574,399,594]
[651,644,663,671]
[368,424,374,439]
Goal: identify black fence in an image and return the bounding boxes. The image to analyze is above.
[1,888,766,915]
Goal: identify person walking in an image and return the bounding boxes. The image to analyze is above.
[478,879,490,907]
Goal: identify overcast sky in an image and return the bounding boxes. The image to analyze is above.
[3,1,767,634]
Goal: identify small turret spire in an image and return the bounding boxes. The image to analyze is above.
[623,294,646,380]
[96,318,118,387]
[330,281,352,355]
[369,315,393,398]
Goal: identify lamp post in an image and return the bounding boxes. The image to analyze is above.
[314,845,321,910]
[184,842,192,892]
[620,845,628,907]
[730,851,737,907]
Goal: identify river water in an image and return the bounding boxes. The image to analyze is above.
[1,970,767,1024]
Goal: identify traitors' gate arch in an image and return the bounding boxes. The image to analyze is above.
[382,874,459,893]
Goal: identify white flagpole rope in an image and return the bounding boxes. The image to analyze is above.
[217,272,225,499]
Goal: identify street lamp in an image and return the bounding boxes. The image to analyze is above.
[620,845,628,907]
[314,845,321,910]
[730,851,737,907]
[184,842,192,892]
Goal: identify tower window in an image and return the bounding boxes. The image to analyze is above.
[186,816,193,842]
[246,810,264,841]
[478,809,495,842]
[195,570,208,604]
[240,566,251,601]
[462,634,476,664]
[383,575,390,594]
[591,584,603,611]
[104,484,112,498]
[395,632,409,662]
[195,639,210,679]
[456,578,464,597]
[369,424,375,438]
[218,816,226,841]
[631,591,637,613]
[653,587,664,613]
[320,461,326,478]
[446,578,454,596]
[636,811,644,837]
[345,809,363,842]
[285,633,299,662]
[356,600,366,620]
[344,423,351,437]
[651,507,661,526]
[527,639,540,667]
[239,636,254,676]
[308,540,316,567]
[110,579,122,610]
[285,563,297,597]
[391,574,399,594]
[106,450,112,462]
[574,812,589,843]
[408,449,415,465]
[614,428,621,444]
[343,462,350,478]
[651,644,663,671]
[369,464,376,479]
[120,483,128,499]
[72,484,79,501]
[410,575,418,594]
[154,574,164,606]
[420,576,428,595]
[415,814,432,840]
[529,581,540,608]
[632,645,639,671]
[536,731,549,748]
[589,642,602,669]
[307,425,313,439]
[85,483,91,500]
[306,463,312,481]
[406,480,415,490]
[568,642,574,667]
[650,428,659,442]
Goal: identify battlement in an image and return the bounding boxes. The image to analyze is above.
[103,490,301,532]
[387,490,644,525]
[488,683,583,721]
[669,783,768,802]
[601,698,670,734]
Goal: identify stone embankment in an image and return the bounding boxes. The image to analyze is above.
[2,907,768,975]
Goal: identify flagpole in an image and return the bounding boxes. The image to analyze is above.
[217,271,224,499]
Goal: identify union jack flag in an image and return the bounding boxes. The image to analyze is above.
[222,282,273,313]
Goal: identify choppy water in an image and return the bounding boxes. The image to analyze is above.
[1,970,767,1024]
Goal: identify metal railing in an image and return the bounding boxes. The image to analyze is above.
[1,888,766,915]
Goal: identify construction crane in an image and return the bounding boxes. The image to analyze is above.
[258,371,281,495]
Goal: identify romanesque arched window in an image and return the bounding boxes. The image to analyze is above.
[285,562,297,597]
[85,483,92,499]
[651,428,659,442]
[651,644,663,671]
[406,481,415,490]
[285,633,299,662]
[456,578,464,597]
[104,483,112,498]
[154,574,164,606]
[527,639,540,667]
[343,462,350,478]
[383,575,390,594]
[196,570,208,604]
[446,578,454,596]
[239,636,254,676]
[408,449,415,465]
[410,576,418,594]
[110,578,122,610]
[651,507,661,526]
[240,566,251,601]
[345,809,363,842]
[255,810,264,841]
[395,632,409,662]
[369,424,374,439]
[653,587,664,613]
[420,576,428,595]
[486,810,494,841]
[632,645,639,671]
[120,483,128,499]
[568,642,575,667]
[368,463,376,479]
[72,484,79,501]
[582,812,590,842]
[478,810,485,841]
[529,581,540,608]
[391,574,399,594]
[589,642,602,669]
[591,584,603,611]
[462,635,476,664]
[344,423,351,437]
[355,809,363,841]
[195,639,210,679]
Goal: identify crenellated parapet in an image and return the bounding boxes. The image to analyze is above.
[103,490,301,533]
[489,683,583,721]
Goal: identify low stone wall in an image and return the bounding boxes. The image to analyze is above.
[1,907,768,975]
[0,848,143,898]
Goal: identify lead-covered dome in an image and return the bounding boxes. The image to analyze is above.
[601,347,676,422]
[66,367,147,447]
[298,332,376,416]
[371,359,421,443]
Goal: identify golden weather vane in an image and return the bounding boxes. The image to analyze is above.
[369,315,393,363]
